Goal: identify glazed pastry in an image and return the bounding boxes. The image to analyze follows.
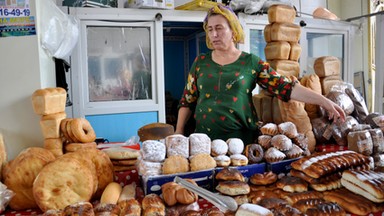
[215,167,245,182]
[271,134,293,151]
[257,135,272,149]
[278,121,298,138]
[264,147,286,163]
[285,144,303,159]
[260,123,279,136]
[245,144,264,164]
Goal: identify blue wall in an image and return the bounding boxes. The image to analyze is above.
[86,111,158,142]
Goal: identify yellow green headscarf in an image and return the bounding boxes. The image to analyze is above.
[203,5,245,50]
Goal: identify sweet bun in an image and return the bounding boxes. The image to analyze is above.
[260,123,279,136]
[62,201,94,216]
[215,167,245,182]
[226,138,244,155]
[161,182,182,206]
[276,176,308,193]
[216,181,250,196]
[189,133,211,156]
[278,122,298,138]
[162,155,189,174]
[257,135,272,149]
[141,140,166,162]
[285,144,303,159]
[189,153,216,171]
[264,147,286,163]
[117,198,141,216]
[213,155,231,167]
[94,203,121,216]
[211,139,228,156]
[142,193,165,212]
[271,134,293,151]
[230,154,249,166]
[250,171,277,186]
[166,134,189,158]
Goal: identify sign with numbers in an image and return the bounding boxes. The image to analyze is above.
[0,0,30,17]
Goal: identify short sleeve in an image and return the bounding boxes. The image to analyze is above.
[253,57,295,102]
[178,56,201,110]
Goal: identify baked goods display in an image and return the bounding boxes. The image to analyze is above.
[102,147,140,172]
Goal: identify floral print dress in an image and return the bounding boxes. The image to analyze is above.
[179,51,295,144]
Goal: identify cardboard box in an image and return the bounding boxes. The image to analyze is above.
[141,169,215,195]
[267,158,301,174]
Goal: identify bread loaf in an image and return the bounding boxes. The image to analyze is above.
[137,122,174,141]
[302,74,322,119]
[272,96,283,124]
[264,41,290,60]
[267,4,296,23]
[268,60,300,78]
[43,138,64,157]
[0,133,7,181]
[261,95,273,123]
[314,56,340,78]
[264,22,301,43]
[289,42,301,61]
[347,130,373,156]
[252,94,263,121]
[40,112,66,139]
[32,87,67,115]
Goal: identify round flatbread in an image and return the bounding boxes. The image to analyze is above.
[102,147,140,160]
[33,156,95,212]
[4,147,55,210]
[60,152,99,194]
[75,148,114,199]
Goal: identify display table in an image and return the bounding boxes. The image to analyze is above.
[2,169,384,216]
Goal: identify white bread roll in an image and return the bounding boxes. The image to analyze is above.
[235,203,273,216]
[31,87,67,115]
[268,4,296,23]
[40,112,66,139]
[265,41,291,61]
[269,60,300,78]
[314,56,341,77]
[100,182,123,204]
[264,22,301,43]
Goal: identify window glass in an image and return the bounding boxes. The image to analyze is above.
[249,29,266,61]
[87,26,152,102]
[306,33,344,76]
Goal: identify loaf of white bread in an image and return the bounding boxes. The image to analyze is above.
[31,87,67,115]
[39,112,66,139]
[264,22,301,43]
[314,56,341,78]
[268,4,296,23]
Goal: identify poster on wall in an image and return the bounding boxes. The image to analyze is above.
[0,0,35,37]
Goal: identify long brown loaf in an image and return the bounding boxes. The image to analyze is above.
[290,150,370,178]
[323,188,380,215]
[137,122,174,142]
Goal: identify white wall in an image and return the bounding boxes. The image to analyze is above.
[0,1,56,160]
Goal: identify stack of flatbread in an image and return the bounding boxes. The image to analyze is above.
[102,147,141,172]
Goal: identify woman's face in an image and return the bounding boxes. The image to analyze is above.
[206,14,234,51]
